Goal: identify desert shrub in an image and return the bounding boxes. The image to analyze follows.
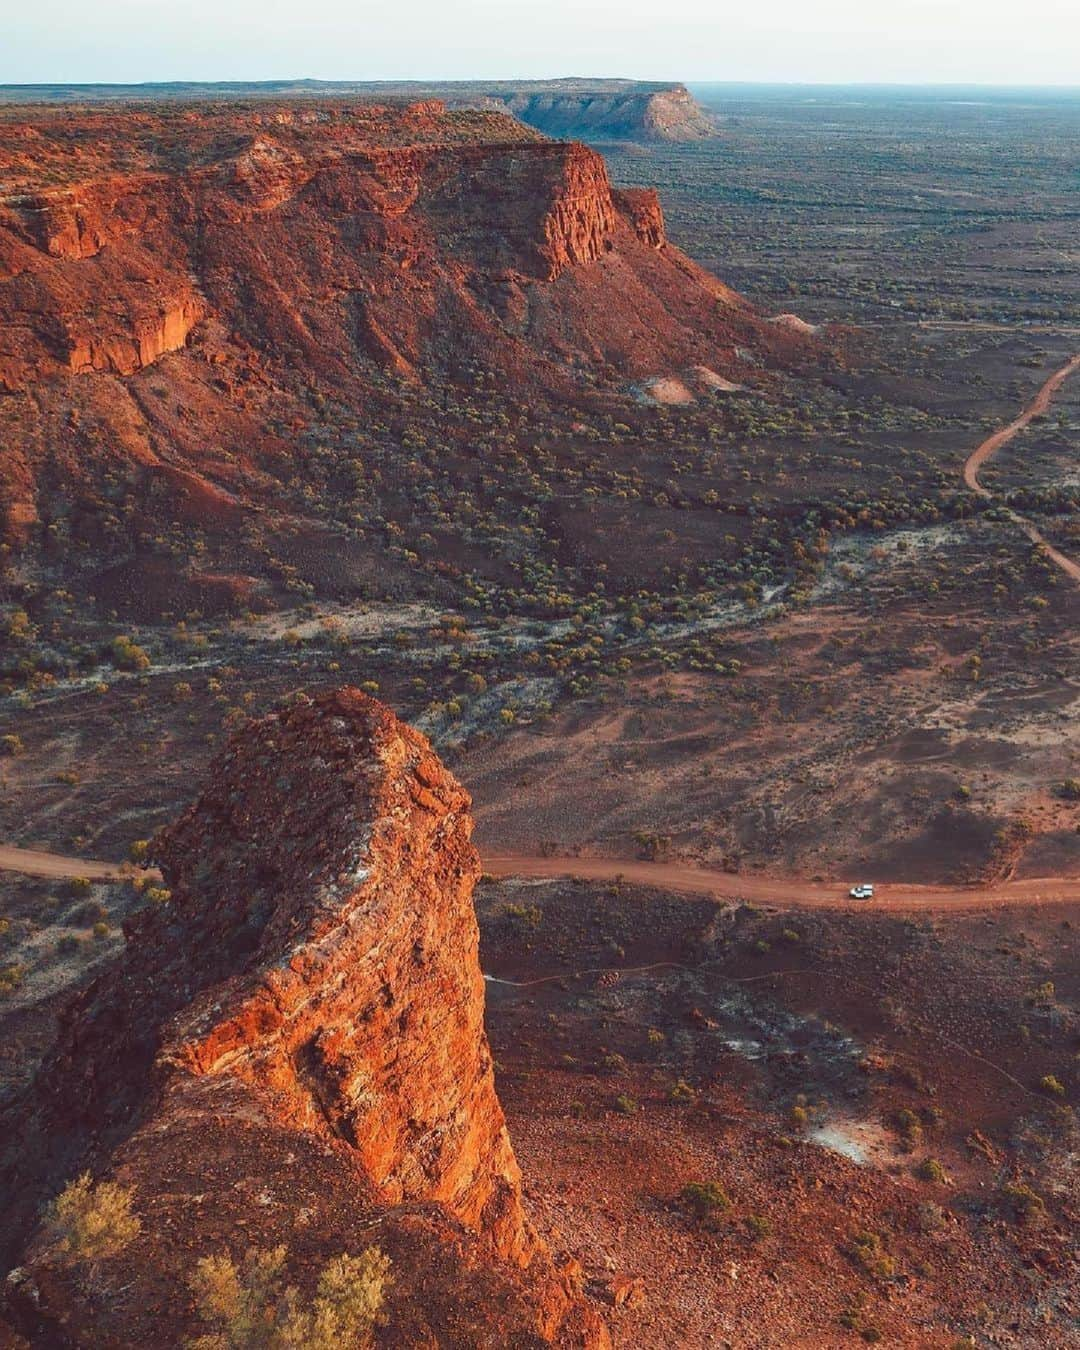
[499,902,542,931]
[680,1181,730,1220]
[916,1158,948,1183]
[47,1173,140,1260]
[0,963,26,998]
[188,1244,391,1349]
[915,1201,947,1234]
[745,1214,772,1240]
[1002,1183,1046,1226]
[68,899,107,926]
[5,609,34,641]
[1056,778,1080,801]
[669,1078,696,1104]
[0,734,24,757]
[632,830,670,861]
[847,1231,897,1279]
[894,1108,923,1150]
[111,635,151,671]
[613,1093,638,1116]
[1038,1074,1066,1098]
[129,839,151,863]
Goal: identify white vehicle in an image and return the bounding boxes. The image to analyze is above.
[849,883,875,900]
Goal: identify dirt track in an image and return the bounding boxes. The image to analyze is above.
[0,846,145,882]
[962,352,1080,583]
[2,843,1077,913]
[484,855,1080,912]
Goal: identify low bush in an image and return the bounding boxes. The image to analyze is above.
[189,1244,391,1349]
[680,1181,730,1221]
[47,1173,140,1261]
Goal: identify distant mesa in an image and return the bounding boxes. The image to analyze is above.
[0,77,719,143]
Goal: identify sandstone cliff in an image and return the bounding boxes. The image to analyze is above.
[0,101,811,551]
[0,690,606,1347]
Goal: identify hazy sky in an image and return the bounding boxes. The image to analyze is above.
[6,0,1080,86]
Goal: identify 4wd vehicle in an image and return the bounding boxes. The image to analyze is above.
[849,883,875,900]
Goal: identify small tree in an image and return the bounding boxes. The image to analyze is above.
[48,1173,141,1260]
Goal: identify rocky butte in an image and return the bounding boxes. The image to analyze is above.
[0,689,608,1346]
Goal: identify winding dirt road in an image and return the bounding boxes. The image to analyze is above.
[963,352,1080,583]
[3,843,1073,915]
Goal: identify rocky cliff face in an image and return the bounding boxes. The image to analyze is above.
[0,101,813,559]
[613,188,666,250]
[0,689,606,1345]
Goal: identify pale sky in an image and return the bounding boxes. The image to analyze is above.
[5,0,1080,87]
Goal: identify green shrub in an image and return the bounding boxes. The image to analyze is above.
[680,1181,730,1220]
[1002,1183,1046,1226]
[894,1107,923,1150]
[847,1231,897,1279]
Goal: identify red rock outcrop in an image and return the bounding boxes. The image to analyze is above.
[0,101,816,551]
[0,690,606,1347]
[613,188,666,250]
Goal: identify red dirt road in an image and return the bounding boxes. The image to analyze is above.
[0,846,154,883]
[485,854,1079,912]
[484,853,1080,911]
[2,844,1077,913]
[962,352,1080,583]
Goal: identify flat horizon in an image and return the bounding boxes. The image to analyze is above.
[2,76,1079,93]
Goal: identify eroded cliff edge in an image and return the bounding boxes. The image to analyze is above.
[0,101,814,548]
[1,689,606,1346]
